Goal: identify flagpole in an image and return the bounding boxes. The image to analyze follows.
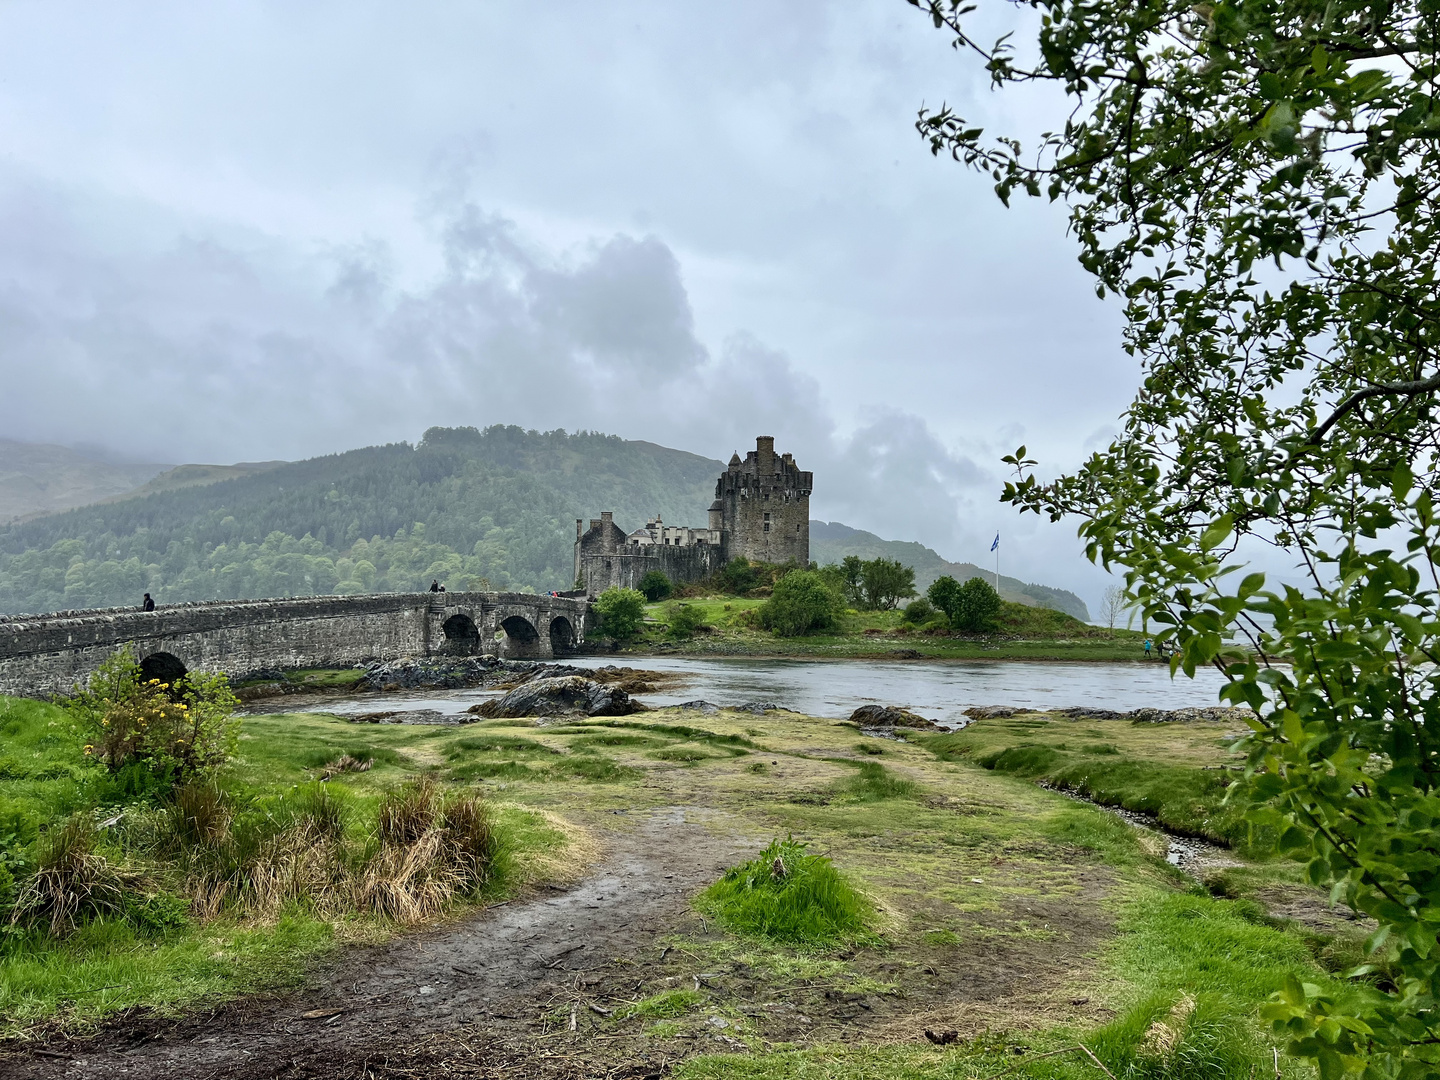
[995,533,1000,595]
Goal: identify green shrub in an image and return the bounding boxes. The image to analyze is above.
[901,598,935,624]
[699,837,873,946]
[638,570,672,602]
[717,557,761,595]
[67,649,240,781]
[664,602,705,640]
[594,587,646,641]
[758,571,843,637]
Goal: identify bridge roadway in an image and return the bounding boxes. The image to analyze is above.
[0,591,593,698]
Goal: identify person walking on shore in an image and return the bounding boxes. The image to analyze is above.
[1143,638,1152,659]
[142,593,155,611]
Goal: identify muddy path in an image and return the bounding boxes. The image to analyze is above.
[5,807,758,1080]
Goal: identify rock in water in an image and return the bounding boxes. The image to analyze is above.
[471,676,641,718]
[847,705,941,729]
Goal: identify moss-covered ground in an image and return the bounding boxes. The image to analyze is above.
[1,690,1371,1077]
[622,596,1151,661]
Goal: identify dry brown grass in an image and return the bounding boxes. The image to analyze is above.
[10,820,139,935]
[355,780,501,923]
[319,754,373,780]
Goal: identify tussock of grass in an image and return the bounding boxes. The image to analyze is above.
[11,819,137,936]
[834,760,919,802]
[699,838,873,947]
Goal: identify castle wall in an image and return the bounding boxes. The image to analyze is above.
[578,543,722,596]
[0,592,593,697]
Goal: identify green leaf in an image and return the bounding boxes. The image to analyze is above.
[1199,515,1234,552]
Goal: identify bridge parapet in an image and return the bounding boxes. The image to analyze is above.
[0,592,593,698]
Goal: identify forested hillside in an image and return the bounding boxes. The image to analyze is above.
[0,427,720,613]
[810,520,1090,621]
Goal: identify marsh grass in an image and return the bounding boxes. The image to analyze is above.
[924,720,1250,847]
[699,838,874,948]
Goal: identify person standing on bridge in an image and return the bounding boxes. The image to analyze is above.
[429,580,440,593]
[141,593,155,612]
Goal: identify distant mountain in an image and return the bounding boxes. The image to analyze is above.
[0,439,171,524]
[810,520,1090,621]
[99,461,289,503]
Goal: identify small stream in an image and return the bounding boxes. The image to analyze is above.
[1041,782,1241,876]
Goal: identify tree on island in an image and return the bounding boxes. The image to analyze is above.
[859,557,916,610]
[914,0,1440,1069]
[928,574,1000,633]
[1099,584,1131,631]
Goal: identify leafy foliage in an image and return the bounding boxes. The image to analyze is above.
[911,0,1440,1071]
[637,570,673,603]
[594,588,647,641]
[698,837,873,946]
[900,597,937,625]
[758,570,844,637]
[717,557,762,596]
[858,557,916,610]
[927,574,1001,632]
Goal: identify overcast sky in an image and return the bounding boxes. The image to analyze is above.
[0,1,1146,607]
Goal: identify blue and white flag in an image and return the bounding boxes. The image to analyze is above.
[990,533,1000,552]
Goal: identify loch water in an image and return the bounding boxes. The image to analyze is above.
[273,656,1234,730]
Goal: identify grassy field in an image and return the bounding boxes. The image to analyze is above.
[621,596,1151,661]
[0,678,1380,1077]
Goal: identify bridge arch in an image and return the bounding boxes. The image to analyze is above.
[499,614,544,659]
[441,613,481,655]
[139,651,188,687]
[549,615,575,656]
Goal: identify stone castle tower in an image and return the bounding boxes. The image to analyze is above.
[709,435,812,566]
[575,436,811,595]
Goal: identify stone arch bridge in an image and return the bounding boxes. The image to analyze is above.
[0,592,594,698]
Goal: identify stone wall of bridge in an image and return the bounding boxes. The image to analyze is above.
[0,592,592,697]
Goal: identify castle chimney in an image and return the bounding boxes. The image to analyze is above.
[756,435,775,455]
[600,511,615,553]
[576,519,583,542]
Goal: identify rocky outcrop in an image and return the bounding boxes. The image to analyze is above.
[962,704,1252,724]
[468,676,642,718]
[362,656,506,691]
[848,705,942,730]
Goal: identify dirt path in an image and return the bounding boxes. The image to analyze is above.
[6,807,759,1080]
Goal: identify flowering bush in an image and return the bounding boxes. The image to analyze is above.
[68,650,240,779]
